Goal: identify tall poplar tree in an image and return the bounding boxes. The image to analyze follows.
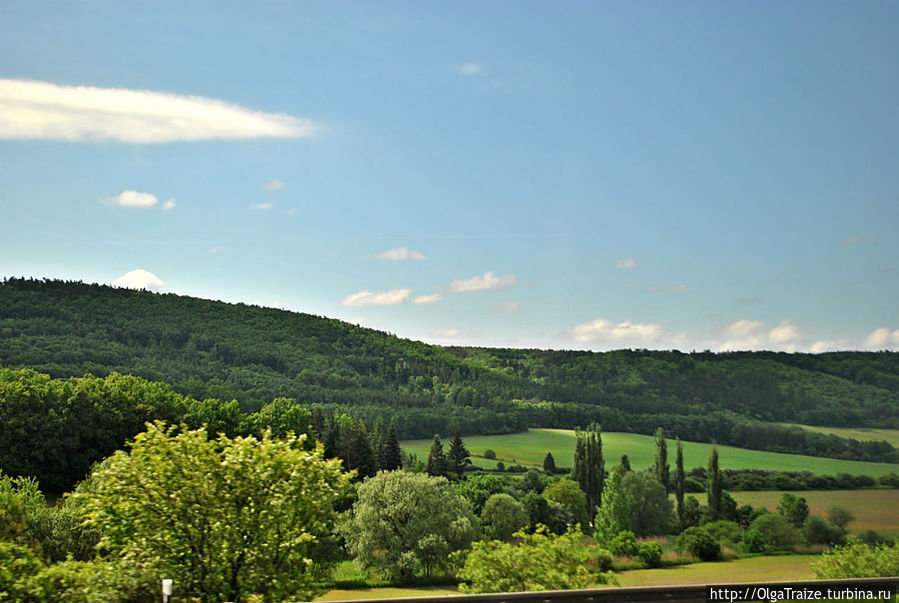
[653,427,669,494]
[707,445,722,520]
[674,439,685,527]
[572,423,604,522]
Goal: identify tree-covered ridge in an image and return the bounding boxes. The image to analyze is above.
[1,278,898,464]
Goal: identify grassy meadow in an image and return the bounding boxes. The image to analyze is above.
[731,489,899,537]
[402,428,899,476]
[778,424,899,448]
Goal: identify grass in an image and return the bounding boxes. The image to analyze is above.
[614,554,818,587]
[731,489,899,537]
[316,556,821,599]
[777,424,899,448]
[402,428,899,476]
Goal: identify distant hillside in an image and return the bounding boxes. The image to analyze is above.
[2,278,898,462]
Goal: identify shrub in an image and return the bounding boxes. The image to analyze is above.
[749,513,801,552]
[803,516,846,547]
[483,449,497,460]
[595,547,614,571]
[637,542,663,568]
[676,527,721,561]
[481,494,527,542]
[456,526,613,593]
[742,528,766,553]
[812,542,899,579]
[703,520,743,547]
[607,530,639,557]
[496,462,505,472]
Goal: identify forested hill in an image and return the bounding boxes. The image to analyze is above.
[2,278,899,454]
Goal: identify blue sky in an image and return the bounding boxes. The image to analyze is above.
[1,1,897,352]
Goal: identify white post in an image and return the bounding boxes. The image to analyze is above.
[161,578,173,603]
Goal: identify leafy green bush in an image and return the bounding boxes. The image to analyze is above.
[803,516,846,547]
[676,527,721,561]
[749,513,801,552]
[812,542,899,578]
[456,526,612,593]
[483,449,496,460]
[637,541,663,568]
[481,493,527,542]
[607,530,639,557]
[703,520,743,547]
[595,547,614,571]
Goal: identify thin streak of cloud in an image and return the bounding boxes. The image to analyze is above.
[459,62,485,76]
[250,202,273,210]
[413,293,444,305]
[340,288,411,307]
[448,271,518,293]
[105,190,158,207]
[0,78,316,142]
[264,179,284,192]
[616,258,637,269]
[374,247,427,261]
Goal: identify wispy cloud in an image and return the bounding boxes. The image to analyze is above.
[0,78,316,143]
[490,301,521,313]
[340,288,411,307]
[111,269,164,292]
[250,202,273,210]
[651,284,687,293]
[459,62,485,76]
[448,271,518,293]
[373,247,427,261]
[209,246,223,255]
[616,258,638,269]
[264,179,284,192]
[413,293,444,305]
[161,199,176,210]
[843,233,880,246]
[567,318,665,346]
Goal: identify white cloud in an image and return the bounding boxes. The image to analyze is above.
[459,62,485,76]
[448,271,518,293]
[0,78,316,143]
[111,269,164,292]
[864,327,899,349]
[651,284,687,293]
[719,318,804,351]
[286,207,298,215]
[161,199,176,210]
[107,190,158,207]
[490,301,521,313]
[769,319,801,344]
[209,246,223,254]
[373,247,427,261]
[810,340,845,353]
[340,288,411,307]
[616,258,637,269]
[413,293,444,305]
[250,202,273,210]
[567,318,665,346]
[264,179,284,192]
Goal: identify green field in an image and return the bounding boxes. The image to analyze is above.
[778,424,899,448]
[402,429,899,476]
[731,489,899,537]
[317,556,819,599]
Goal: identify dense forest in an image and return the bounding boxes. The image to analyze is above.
[2,277,899,488]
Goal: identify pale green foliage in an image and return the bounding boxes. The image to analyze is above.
[456,525,613,593]
[541,479,588,527]
[812,541,899,579]
[594,465,628,542]
[481,493,527,542]
[76,422,348,603]
[339,471,479,580]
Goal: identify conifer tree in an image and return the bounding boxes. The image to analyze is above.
[675,439,685,527]
[707,445,722,520]
[653,427,669,494]
[380,423,402,471]
[543,452,557,474]
[447,430,469,480]
[426,435,447,477]
[620,455,631,471]
[349,419,377,479]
